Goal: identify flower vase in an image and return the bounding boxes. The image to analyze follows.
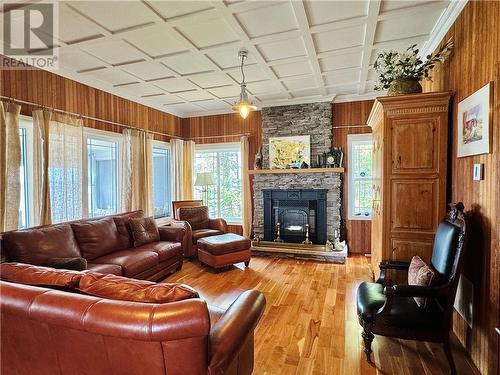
[387,78,423,96]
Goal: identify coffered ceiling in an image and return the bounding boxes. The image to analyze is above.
[1,0,466,117]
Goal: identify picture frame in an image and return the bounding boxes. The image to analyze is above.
[457,82,492,157]
[269,135,311,169]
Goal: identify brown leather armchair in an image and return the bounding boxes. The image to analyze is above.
[356,203,467,375]
[171,200,228,258]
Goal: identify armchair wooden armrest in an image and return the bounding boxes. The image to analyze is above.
[377,260,411,285]
[384,284,447,298]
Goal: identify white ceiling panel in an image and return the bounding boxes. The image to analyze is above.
[313,24,366,53]
[319,51,363,73]
[176,19,239,49]
[5,0,459,116]
[257,38,307,62]
[68,1,155,32]
[153,77,199,93]
[305,0,368,26]
[188,72,234,88]
[81,40,146,65]
[146,1,214,19]
[272,61,312,78]
[235,2,298,38]
[121,61,174,81]
[125,28,187,58]
[160,53,215,75]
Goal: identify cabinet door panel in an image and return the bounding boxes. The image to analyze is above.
[391,239,433,264]
[391,117,440,174]
[390,180,438,232]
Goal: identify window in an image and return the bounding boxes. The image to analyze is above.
[152,142,172,218]
[348,134,373,220]
[18,116,33,229]
[194,143,242,223]
[84,131,120,218]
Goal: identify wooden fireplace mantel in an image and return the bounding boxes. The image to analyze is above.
[248,167,344,175]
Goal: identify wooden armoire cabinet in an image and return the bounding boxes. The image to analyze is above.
[368,92,452,280]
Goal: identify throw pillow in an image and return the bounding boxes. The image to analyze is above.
[128,217,160,247]
[0,262,83,288]
[408,255,436,308]
[78,272,199,303]
[43,257,88,271]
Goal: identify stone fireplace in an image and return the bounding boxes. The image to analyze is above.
[251,102,344,261]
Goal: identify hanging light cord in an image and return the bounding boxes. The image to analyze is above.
[240,54,246,85]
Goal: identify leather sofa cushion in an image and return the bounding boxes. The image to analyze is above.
[71,217,124,260]
[197,233,251,255]
[79,272,199,303]
[408,255,435,308]
[177,206,210,230]
[129,217,160,247]
[356,282,386,322]
[44,257,88,271]
[113,210,144,248]
[134,242,182,262]
[3,223,82,265]
[0,262,83,288]
[86,263,123,276]
[192,229,223,244]
[91,249,159,277]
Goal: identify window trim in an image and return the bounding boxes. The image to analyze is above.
[347,133,373,221]
[194,142,243,225]
[152,140,172,220]
[18,115,34,228]
[83,128,122,219]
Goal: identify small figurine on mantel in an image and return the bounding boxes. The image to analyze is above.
[254,147,263,170]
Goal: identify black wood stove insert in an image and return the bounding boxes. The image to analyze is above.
[263,189,327,244]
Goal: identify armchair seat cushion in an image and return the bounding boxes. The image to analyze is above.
[134,242,182,262]
[91,249,158,277]
[384,297,443,333]
[356,282,386,322]
[192,229,223,244]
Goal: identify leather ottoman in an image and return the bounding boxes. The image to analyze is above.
[197,233,251,270]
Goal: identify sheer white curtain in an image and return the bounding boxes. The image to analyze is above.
[121,129,153,216]
[0,101,22,231]
[171,138,195,201]
[33,111,84,224]
[240,136,252,237]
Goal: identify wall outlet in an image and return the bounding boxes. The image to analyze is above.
[473,163,483,181]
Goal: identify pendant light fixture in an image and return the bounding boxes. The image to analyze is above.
[232,48,257,119]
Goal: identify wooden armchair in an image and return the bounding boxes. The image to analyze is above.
[356,203,467,374]
[171,200,227,258]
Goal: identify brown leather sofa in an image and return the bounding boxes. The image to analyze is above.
[171,200,228,258]
[0,210,185,280]
[0,273,266,375]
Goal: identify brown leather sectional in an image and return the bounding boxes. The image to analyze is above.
[0,266,266,375]
[0,210,185,281]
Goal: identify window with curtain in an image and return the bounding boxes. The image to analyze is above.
[18,116,33,229]
[194,143,242,223]
[347,134,373,220]
[85,131,120,218]
[152,142,172,218]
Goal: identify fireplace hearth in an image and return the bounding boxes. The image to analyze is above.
[263,189,327,245]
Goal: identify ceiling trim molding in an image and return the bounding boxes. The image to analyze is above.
[419,0,468,58]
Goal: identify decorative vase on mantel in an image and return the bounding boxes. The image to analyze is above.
[387,78,423,96]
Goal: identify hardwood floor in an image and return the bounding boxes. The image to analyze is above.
[165,255,478,375]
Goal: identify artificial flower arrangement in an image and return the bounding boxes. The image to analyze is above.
[373,39,453,95]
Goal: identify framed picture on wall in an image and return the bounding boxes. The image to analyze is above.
[457,82,491,157]
[269,135,310,169]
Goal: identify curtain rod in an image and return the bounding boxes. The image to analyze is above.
[332,124,369,129]
[1,96,252,141]
[1,96,185,139]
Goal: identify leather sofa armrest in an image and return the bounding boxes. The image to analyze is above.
[209,218,228,233]
[171,220,193,257]
[158,226,186,243]
[208,290,266,375]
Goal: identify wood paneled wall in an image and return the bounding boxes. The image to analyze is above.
[0,62,183,141]
[421,2,499,373]
[332,100,374,254]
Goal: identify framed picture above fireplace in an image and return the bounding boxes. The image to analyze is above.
[269,135,310,169]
